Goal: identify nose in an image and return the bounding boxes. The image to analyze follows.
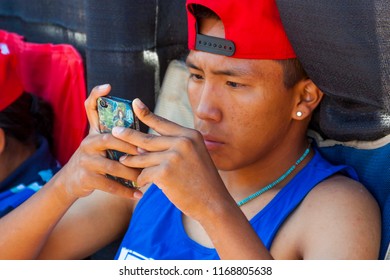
[193,82,222,122]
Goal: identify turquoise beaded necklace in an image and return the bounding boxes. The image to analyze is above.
[237,146,311,207]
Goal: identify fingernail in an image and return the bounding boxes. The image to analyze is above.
[137,147,147,154]
[119,154,128,162]
[134,190,143,199]
[134,98,146,110]
[97,84,110,90]
[112,126,125,135]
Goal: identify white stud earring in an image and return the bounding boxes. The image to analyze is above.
[296,111,303,117]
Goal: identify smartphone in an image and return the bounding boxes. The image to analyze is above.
[97,95,140,188]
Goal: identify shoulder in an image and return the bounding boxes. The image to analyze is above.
[294,174,381,259]
[305,174,377,210]
[305,175,379,218]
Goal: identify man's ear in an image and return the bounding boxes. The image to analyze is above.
[292,79,324,120]
[0,128,5,155]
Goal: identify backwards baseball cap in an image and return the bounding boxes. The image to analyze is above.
[186,0,296,59]
[0,43,24,111]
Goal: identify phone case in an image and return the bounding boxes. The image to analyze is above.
[97,96,140,188]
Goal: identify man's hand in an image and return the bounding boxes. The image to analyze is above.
[112,98,232,221]
[55,84,143,200]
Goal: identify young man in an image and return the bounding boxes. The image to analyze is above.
[0,0,380,259]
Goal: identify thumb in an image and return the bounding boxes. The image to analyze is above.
[132,98,184,136]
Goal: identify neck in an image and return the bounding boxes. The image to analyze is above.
[0,137,36,182]
[219,136,312,201]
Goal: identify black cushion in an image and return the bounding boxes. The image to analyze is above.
[276,0,390,141]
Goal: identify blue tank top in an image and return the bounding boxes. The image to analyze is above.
[115,150,358,260]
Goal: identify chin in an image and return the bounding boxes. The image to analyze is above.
[208,150,236,171]
[214,159,237,172]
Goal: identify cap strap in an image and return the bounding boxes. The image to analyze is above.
[195,33,235,56]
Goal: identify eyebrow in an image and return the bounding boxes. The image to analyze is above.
[186,59,253,77]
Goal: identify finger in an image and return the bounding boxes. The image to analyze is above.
[112,127,174,152]
[132,98,189,136]
[81,132,139,159]
[136,165,161,189]
[88,151,142,181]
[92,132,140,156]
[85,84,111,133]
[90,173,143,200]
[89,154,143,196]
[79,134,141,179]
[119,150,167,169]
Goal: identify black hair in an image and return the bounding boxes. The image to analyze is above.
[0,93,54,150]
[190,4,308,88]
[190,4,220,21]
[277,59,308,89]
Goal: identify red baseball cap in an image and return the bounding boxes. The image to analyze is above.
[0,43,24,111]
[186,0,296,59]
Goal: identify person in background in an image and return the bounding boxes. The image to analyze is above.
[0,43,60,217]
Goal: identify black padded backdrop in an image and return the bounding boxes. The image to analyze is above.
[276,0,390,141]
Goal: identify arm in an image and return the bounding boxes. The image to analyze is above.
[0,179,133,260]
[37,189,133,260]
[0,85,140,259]
[0,174,77,259]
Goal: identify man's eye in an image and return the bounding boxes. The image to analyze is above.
[226,81,242,88]
[189,73,203,81]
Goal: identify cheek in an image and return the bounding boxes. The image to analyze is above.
[230,98,268,130]
[187,83,201,111]
[187,92,197,110]
[228,98,290,150]
[223,102,264,153]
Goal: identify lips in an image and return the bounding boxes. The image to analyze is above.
[201,133,225,151]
